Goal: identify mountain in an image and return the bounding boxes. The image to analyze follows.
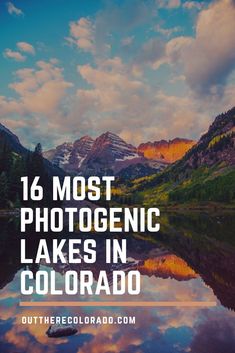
[138,138,196,163]
[0,123,27,155]
[116,107,235,206]
[80,131,147,176]
[179,108,235,169]
[45,132,192,177]
[44,134,194,176]
[44,136,94,173]
[44,131,166,177]
[43,142,73,166]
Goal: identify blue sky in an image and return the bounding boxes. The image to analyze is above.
[0,0,235,149]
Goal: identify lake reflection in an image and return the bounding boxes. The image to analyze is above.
[0,212,235,353]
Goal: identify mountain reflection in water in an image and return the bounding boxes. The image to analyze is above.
[0,212,235,353]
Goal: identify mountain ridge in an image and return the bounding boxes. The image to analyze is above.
[43,131,194,176]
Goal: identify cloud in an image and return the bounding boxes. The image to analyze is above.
[183,1,204,10]
[152,0,235,96]
[165,36,192,63]
[132,35,192,71]
[2,55,230,149]
[17,42,35,55]
[2,0,235,149]
[66,17,96,54]
[96,0,156,31]
[157,0,181,9]
[136,38,166,69]
[9,59,73,116]
[179,0,235,95]
[3,49,26,62]
[121,36,135,46]
[154,24,182,37]
[4,43,35,62]
[7,2,24,16]
[66,1,157,58]
[76,58,146,115]
[0,59,74,148]
[74,56,215,144]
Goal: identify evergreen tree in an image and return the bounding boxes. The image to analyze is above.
[31,143,44,179]
[35,143,42,155]
[0,172,9,208]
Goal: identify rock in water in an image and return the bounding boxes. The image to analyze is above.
[46,324,78,338]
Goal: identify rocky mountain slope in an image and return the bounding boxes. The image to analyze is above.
[80,131,146,176]
[44,136,94,173]
[0,123,27,155]
[138,138,196,163]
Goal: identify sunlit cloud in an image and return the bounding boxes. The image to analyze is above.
[3,49,26,62]
[66,17,96,54]
[17,42,35,55]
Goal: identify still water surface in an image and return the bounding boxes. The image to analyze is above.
[0,212,235,353]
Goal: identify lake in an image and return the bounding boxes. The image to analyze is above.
[0,211,235,353]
